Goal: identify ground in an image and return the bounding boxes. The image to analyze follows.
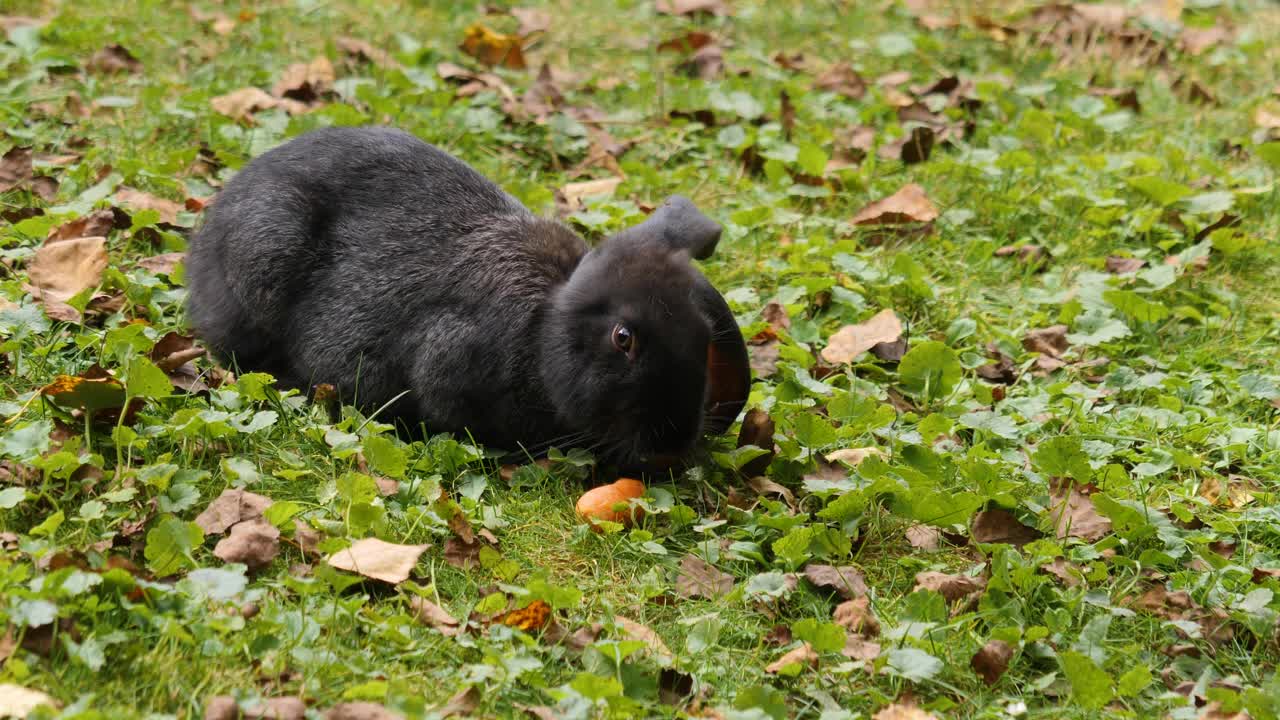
[1,0,1279,718]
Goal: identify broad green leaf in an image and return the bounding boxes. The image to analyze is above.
[1103,290,1170,324]
[1067,311,1130,346]
[958,410,1019,440]
[1033,436,1092,482]
[362,435,406,478]
[125,357,173,399]
[1127,175,1192,205]
[0,420,53,460]
[886,648,943,681]
[0,486,27,509]
[144,516,204,576]
[1059,650,1115,710]
[1180,190,1233,215]
[792,619,846,653]
[797,142,828,177]
[898,341,961,401]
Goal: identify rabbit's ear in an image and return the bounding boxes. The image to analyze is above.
[631,195,722,260]
[693,273,750,434]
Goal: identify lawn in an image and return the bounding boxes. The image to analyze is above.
[2,0,1280,718]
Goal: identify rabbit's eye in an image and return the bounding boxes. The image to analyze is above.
[611,324,635,355]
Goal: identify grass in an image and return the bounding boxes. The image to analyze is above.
[2,0,1280,718]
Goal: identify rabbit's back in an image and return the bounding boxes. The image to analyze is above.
[186,127,586,437]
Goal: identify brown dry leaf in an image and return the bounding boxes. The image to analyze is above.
[655,0,730,17]
[1049,481,1112,542]
[324,702,405,720]
[115,187,183,226]
[336,37,401,70]
[195,488,273,534]
[47,209,120,243]
[852,184,938,225]
[558,176,622,212]
[821,309,903,364]
[437,688,480,718]
[293,519,323,556]
[804,565,868,600]
[873,701,939,720]
[0,684,59,717]
[971,508,1041,546]
[210,87,281,121]
[1180,25,1229,55]
[521,63,564,121]
[326,538,430,584]
[1041,557,1083,587]
[748,342,779,378]
[443,527,496,569]
[614,615,672,659]
[905,524,941,550]
[0,146,32,193]
[765,642,818,674]
[676,554,734,599]
[975,349,1017,385]
[205,696,306,720]
[971,639,1014,686]
[813,62,866,100]
[1022,325,1069,358]
[994,244,1047,266]
[26,236,108,321]
[213,517,281,570]
[843,636,881,661]
[1105,255,1146,273]
[678,43,724,81]
[833,595,880,638]
[410,596,461,636]
[735,408,775,476]
[136,252,186,276]
[510,7,552,36]
[748,476,795,508]
[273,57,335,103]
[1252,567,1280,583]
[460,23,526,69]
[826,447,886,466]
[87,44,141,73]
[914,571,986,603]
[150,331,206,373]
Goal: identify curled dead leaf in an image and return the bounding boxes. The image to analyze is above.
[213,517,281,570]
[0,684,59,717]
[1049,480,1112,542]
[195,489,273,535]
[765,642,818,674]
[325,702,405,720]
[852,184,938,225]
[814,63,867,100]
[26,236,108,322]
[804,565,868,600]
[913,571,986,604]
[273,56,335,104]
[905,524,941,550]
[1105,255,1146,274]
[1022,325,1069,358]
[437,688,480,718]
[833,595,880,638]
[87,44,141,74]
[459,23,526,69]
[971,508,1041,546]
[115,187,183,226]
[821,309,903,364]
[558,176,622,212]
[411,596,461,636]
[326,538,430,584]
[676,554,734,599]
[873,702,940,720]
[613,615,672,659]
[971,639,1014,686]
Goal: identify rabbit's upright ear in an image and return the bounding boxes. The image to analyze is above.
[630,195,723,260]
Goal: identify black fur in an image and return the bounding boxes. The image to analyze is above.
[185,126,747,466]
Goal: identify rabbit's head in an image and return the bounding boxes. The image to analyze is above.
[540,196,749,468]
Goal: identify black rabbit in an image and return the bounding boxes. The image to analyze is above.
[185,126,749,468]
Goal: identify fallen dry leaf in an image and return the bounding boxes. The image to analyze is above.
[87,44,141,73]
[970,508,1041,546]
[0,684,59,717]
[293,519,323,556]
[47,208,121,243]
[213,517,281,570]
[1105,255,1146,273]
[1049,481,1112,542]
[852,184,938,225]
[26,236,109,322]
[833,595,880,638]
[114,187,183,226]
[273,56,334,103]
[437,688,480,718]
[136,252,186,276]
[205,695,306,720]
[748,342,779,378]
[498,600,552,632]
[736,408,775,476]
[1041,557,1083,587]
[971,639,1014,686]
[814,62,867,100]
[510,7,552,36]
[0,146,32,194]
[656,0,730,17]
[1180,25,1229,55]
[459,23,526,69]
[843,636,882,661]
[676,554,734,599]
[1088,86,1141,113]
[804,565,868,600]
[614,615,672,659]
[994,243,1048,266]
[39,365,134,423]
[326,538,430,584]
[765,642,818,674]
[1022,325,1069,358]
[195,489,273,535]
[905,524,941,550]
[336,37,400,70]
[826,447,886,466]
[443,528,497,569]
[210,87,297,121]
[821,309,903,364]
[748,476,794,508]
[873,701,939,720]
[325,702,405,720]
[914,571,986,604]
[411,596,461,636]
[558,176,622,212]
